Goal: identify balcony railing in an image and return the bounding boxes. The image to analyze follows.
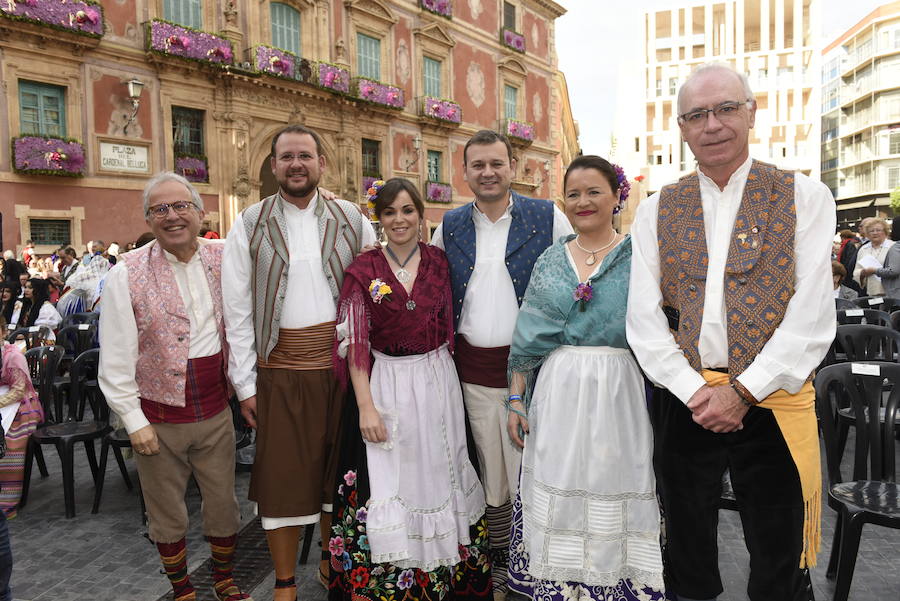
[147,19,233,66]
[425,181,452,203]
[0,0,104,37]
[503,119,535,144]
[420,97,461,124]
[501,28,525,53]
[353,78,404,109]
[12,136,85,177]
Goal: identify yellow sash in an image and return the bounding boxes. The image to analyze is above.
[701,370,821,568]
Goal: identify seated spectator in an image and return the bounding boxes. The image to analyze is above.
[0,285,16,327]
[1,255,25,287]
[58,247,80,284]
[57,255,109,317]
[11,278,61,340]
[0,316,43,517]
[833,260,858,300]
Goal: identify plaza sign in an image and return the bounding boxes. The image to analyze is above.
[99,142,150,174]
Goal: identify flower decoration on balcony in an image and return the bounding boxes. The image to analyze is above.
[505,119,535,143]
[147,20,234,66]
[425,181,452,204]
[0,0,104,37]
[420,0,451,18]
[353,78,404,110]
[12,136,85,177]
[422,97,461,124]
[175,155,208,184]
[501,28,526,53]
[317,62,350,94]
[254,45,296,79]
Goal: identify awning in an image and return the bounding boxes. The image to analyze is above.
[874,197,892,207]
[837,199,875,210]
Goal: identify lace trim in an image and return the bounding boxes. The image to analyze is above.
[526,564,664,590]
[369,550,464,572]
[524,468,657,501]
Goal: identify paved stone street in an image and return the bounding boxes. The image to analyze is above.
[8,434,899,601]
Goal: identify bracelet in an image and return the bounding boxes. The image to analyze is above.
[505,395,527,419]
[730,379,760,407]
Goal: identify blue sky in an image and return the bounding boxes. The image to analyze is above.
[556,0,889,157]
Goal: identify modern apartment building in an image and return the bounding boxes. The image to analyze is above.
[821,1,900,228]
[640,0,820,194]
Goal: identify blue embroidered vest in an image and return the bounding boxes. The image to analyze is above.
[442,192,555,327]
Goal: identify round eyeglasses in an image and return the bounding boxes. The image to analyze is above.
[146,201,198,219]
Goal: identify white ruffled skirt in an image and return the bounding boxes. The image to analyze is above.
[365,344,486,571]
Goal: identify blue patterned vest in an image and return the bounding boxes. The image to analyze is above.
[442,192,555,327]
[657,160,796,376]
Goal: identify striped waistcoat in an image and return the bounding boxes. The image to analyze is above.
[242,192,365,361]
[657,160,797,376]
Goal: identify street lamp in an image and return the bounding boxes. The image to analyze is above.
[404,134,422,171]
[123,78,144,135]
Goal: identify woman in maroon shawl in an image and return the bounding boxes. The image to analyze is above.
[329,178,490,601]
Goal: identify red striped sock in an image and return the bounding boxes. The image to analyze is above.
[156,539,195,601]
[208,534,250,601]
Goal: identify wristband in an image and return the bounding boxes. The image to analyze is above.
[730,379,760,406]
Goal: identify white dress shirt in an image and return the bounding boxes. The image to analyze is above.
[626,156,837,404]
[98,240,221,434]
[222,193,376,401]
[431,199,572,348]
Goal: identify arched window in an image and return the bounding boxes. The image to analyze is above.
[164,0,202,29]
[271,2,301,56]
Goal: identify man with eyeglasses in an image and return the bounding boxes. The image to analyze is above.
[99,172,253,601]
[626,63,836,601]
[223,124,376,601]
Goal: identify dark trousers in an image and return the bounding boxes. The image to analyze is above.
[0,511,11,601]
[650,387,812,601]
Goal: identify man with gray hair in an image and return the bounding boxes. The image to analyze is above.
[627,63,836,600]
[99,172,252,601]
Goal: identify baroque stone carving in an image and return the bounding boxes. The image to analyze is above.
[467,0,482,20]
[532,92,543,123]
[396,39,410,85]
[466,61,485,108]
[531,23,539,48]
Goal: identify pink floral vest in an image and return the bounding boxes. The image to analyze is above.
[121,240,226,406]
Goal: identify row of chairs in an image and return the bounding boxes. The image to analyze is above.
[834,295,900,313]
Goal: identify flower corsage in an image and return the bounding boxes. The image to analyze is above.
[368,278,393,303]
[573,282,593,312]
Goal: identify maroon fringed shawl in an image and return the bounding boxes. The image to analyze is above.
[333,243,455,382]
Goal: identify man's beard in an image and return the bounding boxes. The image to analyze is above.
[280,172,319,199]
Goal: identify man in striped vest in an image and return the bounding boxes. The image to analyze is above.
[223,125,376,601]
[99,172,251,601]
[626,64,836,601]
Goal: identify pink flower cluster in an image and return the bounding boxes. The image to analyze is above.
[426,181,452,204]
[148,20,233,65]
[13,136,85,176]
[353,78,404,109]
[0,0,104,36]
[502,28,526,52]
[423,97,461,124]
[420,0,451,18]
[506,119,535,142]
[318,63,350,94]
[174,156,208,183]
[573,282,593,311]
[255,45,295,77]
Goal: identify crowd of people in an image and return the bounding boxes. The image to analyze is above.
[0,62,841,601]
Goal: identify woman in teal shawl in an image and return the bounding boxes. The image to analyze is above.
[505,156,666,601]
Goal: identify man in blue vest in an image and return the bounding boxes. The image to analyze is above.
[431,130,572,600]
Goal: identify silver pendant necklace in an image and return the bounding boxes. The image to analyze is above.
[385,244,419,283]
[574,232,618,266]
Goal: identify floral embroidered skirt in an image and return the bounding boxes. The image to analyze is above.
[328,348,492,601]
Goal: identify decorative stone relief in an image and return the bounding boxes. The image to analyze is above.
[532,93,543,123]
[466,61,485,108]
[531,23,539,47]
[107,94,141,138]
[467,0,482,20]
[396,39,410,85]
